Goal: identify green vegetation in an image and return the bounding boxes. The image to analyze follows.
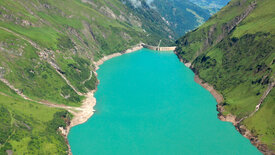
[244,89,275,151]
[0,82,71,154]
[0,0,181,153]
[176,0,275,151]
[0,29,82,106]
[0,0,227,154]
[0,0,179,106]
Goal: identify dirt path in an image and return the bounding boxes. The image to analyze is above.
[0,41,144,128]
[238,81,275,123]
[0,26,83,96]
[189,71,274,154]
[254,81,275,114]
[0,42,143,155]
[0,77,94,124]
[81,71,94,84]
[0,26,42,50]
[0,78,29,100]
[0,77,96,155]
[52,67,84,96]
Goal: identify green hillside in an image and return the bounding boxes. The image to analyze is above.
[0,0,218,153]
[1,0,263,154]
[0,80,71,154]
[0,0,181,106]
[176,0,275,152]
[0,0,178,154]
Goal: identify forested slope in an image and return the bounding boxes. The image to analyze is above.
[176,0,275,153]
[150,0,211,37]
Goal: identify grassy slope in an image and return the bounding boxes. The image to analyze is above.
[0,81,71,154]
[0,0,176,104]
[176,0,275,151]
[0,0,175,154]
[0,29,83,106]
[244,89,275,151]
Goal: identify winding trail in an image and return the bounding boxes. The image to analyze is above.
[81,71,94,84]
[0,78,29,100]
[0,76,96,134]
[182,61,275,153]
[0,30,144,154]
[0,41,144,154]
[254,81,275,114]
[0,40,143,128]
[238,80,275,123]
[0,78,78,113]
[0,76,96,155]
[51,65,84,96]
[0,26,42,50]
[0,26,83,96]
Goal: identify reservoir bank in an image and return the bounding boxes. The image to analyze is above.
[68,48,260,155]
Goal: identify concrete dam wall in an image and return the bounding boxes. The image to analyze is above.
[142,44,176,51]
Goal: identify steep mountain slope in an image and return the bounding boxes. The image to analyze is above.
[0,80,72,154]
[120,0,176,41]
[176,0,275,153]
[0,0,177,106]
[0,0,234,154]
[0,0,176,154]
[149,0,211,37]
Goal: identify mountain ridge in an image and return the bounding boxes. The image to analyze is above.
[175,0,275,153]
[0,0,215,154]
[0,0,175,153]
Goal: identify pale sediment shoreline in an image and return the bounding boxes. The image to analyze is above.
[181,60,271,154]
[67,46,269,154]
[94,43,144,70]
[177,52,243,126]
[69,43,144,128]
[194,75,224,104]
[65,43,144,155]
[193,73,270,154]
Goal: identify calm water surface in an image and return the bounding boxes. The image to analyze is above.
[69,49,260,155]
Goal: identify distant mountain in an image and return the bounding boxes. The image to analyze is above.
[0,0,176,154]
[150,0,211,38]
[189,0,231,14]
[0,0,228,154]
[176,0,275,153]
[120,0,176,43]
[123,0,215,39]
[0,0,215,153]
[124,0,228,38]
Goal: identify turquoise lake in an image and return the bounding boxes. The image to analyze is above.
[68,49,261,155]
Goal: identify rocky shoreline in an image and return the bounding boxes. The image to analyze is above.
[196,74,272,154]
[175,52,272,155]
[64,43,144,155]
[65,47,271,154]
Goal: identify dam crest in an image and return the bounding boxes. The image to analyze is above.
[141,40,176,51]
